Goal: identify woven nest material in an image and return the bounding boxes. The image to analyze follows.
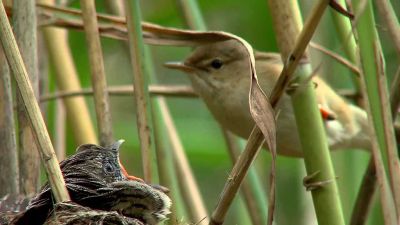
[44,202,144,225]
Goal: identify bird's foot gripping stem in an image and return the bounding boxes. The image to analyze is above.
[303,171,338,191]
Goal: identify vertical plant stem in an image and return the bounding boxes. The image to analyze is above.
[172,2,211,223]
[390,67,400,118]
[102,3,181,224]
[375,0,400,57]
[38,0,98,146]
[330,0,358,63]
[54,100,66,161]
[157,98,209,225]
[124,0,154,182]
[268,1,345,225]
[358,84,396,225]
[42,31,98,145]
[104,0,125,16]
[331,2,380,224]
[144,43,201,223]
[291,65,345,225]
[0,1,70,203]
[37,31,49,122]
[176,2,268,224]
[152,109,178,225]
[80,0,114,146]
[330,0,361,90]
[352,0,400,222]
[13,0,40,196]
[0,48,19,196]
[350,159,377,225]
[176,0,206,31]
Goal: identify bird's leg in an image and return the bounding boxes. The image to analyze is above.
[286,81,317,96]
[303,171,338,191]
[319,105,337,121]
[287,82,336,121]
[286,82,300,95]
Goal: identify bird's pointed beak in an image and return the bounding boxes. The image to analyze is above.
[164,61,196,73]
[110,139,125,151]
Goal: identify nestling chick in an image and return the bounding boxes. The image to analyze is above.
[12,140,171,225]
[166,40,370,157]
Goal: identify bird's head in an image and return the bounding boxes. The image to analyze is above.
[61,139,133,184]
[165,40,251,95]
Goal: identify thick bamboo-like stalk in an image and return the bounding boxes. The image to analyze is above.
[0,1,70,203]
[268,1,345,225]
[38,0,98,145]
[291,65,345,225]
[13,0,40,196]
[124,0,155,183]
[157,98,209,225]
[352,0,400,223]
[80,0,114,146]
[0,49,19,196]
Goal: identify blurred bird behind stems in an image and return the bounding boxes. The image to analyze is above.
[166,40,370,156]
[11,140,171,225]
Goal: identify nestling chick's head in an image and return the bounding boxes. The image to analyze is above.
[61,139,126,184]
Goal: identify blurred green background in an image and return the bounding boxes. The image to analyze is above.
[44,0,400,224]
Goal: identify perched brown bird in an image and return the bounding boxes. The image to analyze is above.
[166,40,370,157]
[12,140,171,225]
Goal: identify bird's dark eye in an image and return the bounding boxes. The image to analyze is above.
[103,162,115,174]
[210,59,223,69]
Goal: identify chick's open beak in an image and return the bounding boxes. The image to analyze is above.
[119,161,144,182]
[164,61,196,73]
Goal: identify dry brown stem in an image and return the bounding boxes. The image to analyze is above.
[0,1,70,203]
[80,0,114,146]
[13,0,40,196]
